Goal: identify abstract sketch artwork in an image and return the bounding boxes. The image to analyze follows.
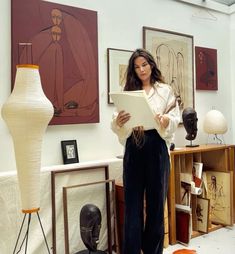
[206,171,232,225]
[195,46,218,90]
[11,0,99,125]
[143,27,194,118]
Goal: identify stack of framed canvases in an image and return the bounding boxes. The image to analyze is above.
[170,145,234,246]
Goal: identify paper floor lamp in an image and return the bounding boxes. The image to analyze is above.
[1,64,54,253]
[203,109,228,144]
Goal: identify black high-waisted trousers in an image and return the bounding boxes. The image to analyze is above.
[123,129,170,254]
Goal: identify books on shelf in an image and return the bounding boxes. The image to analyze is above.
[175,204,192,245]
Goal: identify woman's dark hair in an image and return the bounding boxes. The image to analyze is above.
[124,48,164,91]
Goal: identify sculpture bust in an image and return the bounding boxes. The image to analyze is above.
[182,107,199,147]
[75,204,106,254]
[182,107,198,141]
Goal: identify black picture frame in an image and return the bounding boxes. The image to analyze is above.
[61,140,79,164]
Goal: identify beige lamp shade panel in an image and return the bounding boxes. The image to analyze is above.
[1,64,53,213]
[203,109,228,134]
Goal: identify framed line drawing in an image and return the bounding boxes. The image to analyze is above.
[107,48,133,104]
[61,140,79,164]
[196,197,210,233]
[143,26,194,119]
[63,179,119,254]
[51,165,110,254]
[195,46,218,90]
[205,170,233,226]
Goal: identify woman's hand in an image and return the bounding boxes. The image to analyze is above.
[155,113,169,128]
[116,110,131,127]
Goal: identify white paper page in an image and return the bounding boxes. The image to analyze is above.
[110,91,158,129]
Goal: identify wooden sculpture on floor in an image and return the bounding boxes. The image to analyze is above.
[75,204,106,254]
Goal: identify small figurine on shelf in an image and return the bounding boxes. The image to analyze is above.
[182,107,199,147]
[75,204,106,254]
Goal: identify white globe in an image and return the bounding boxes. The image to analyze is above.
[203,110,228,134]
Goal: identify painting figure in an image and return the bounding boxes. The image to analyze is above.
[208,175,225,214]
[66,145,75,159]
[156,44,185,110]
[196,203,203,223]
[207,175,227,225]
[12,0,99,125]
[195,46,218,90]
[119,64,128,88]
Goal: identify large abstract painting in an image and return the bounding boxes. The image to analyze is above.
[195,46,218,90]
[11,0,99,125]
[143,27,194,119]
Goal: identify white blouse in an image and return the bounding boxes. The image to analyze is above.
[111,82,180,148]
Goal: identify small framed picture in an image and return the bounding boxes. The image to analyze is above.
[196,197,210,233]
[61,140,79,164]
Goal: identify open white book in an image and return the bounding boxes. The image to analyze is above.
[110,90,159,129]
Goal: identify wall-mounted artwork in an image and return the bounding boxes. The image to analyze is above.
[195,46,218,90]
[107,48,133,104]
[11,0,99,125]
[143,26,194,118]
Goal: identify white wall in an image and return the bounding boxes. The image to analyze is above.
[0,0,233,172]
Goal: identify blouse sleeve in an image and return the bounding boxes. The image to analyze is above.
[110,111,132,145]
[159,87,180,139]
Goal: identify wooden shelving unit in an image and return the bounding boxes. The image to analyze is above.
[168,144,235,244]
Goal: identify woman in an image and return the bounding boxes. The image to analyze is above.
[111,49,180,254]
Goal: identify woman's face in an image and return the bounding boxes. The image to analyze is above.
[134,56,152,85]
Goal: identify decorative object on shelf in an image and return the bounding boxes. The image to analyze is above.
[195,46,218,90]
[107,48,133,104]
[61,140,79,164]
[143,26,194,121]
[170,143,175,151]
[182,107,199,147]
[203,109,228,144]
[1,64,53,253]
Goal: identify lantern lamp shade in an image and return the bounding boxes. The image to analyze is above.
[1,64,53,213]
[203,110,228,135]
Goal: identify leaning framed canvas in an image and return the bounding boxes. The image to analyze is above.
[51,165,110,254]
[61,140,79,164]
[143,27,194,119]
[107,48,133,104]
[196,197,210,233]
[62,179,119,254]
[205,170,233,226]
